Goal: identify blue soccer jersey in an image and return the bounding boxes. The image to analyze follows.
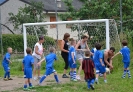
[2,53,11,64]
[94,50,103,65]
[22,54,34,68]
[45,53,57,68]
[120,46,130,62]
[91,48,97,59]
[68,46,76,62]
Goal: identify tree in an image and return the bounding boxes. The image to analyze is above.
[60,0,133,32]
[8,1,47,35]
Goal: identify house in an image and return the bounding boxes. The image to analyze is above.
[0,0,83,40]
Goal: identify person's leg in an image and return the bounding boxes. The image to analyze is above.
[77,58,83,80]
[103,72,107,83]
[73,68,77,81]
[70,68,73,80]
[87,80,91,89]
[37,59,41,79]
[126,62,131,78]
[3,66,8,80]
[95,66,99,84]
[90,79,95,90]
[62,54,69,78]
[33,57,38,80]
[54,72,59,83]
[23,79,30,91]
[122,62,127,78]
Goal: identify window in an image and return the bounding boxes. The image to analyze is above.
[50,16,56,28]
[66,18,72,28]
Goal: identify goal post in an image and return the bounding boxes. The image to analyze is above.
[23,19,115,56]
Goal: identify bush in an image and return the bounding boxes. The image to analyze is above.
[0,34,55,53]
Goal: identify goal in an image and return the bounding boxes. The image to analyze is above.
[23,19,121,56]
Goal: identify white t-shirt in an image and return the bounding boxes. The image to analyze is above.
[32,42,43,59]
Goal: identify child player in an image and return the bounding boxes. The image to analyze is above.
[22,48,34,91]
[94,43,107,84]
[2,47,13,81]
[82,51,95,90]
[38,47,60,85]
[112,40,131,78]
[69,39,77,81]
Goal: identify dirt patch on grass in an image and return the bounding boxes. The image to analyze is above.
[0,74,84,92]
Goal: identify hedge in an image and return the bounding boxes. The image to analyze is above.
[0,34,55,53]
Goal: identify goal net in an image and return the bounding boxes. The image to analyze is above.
[23,19,121,56]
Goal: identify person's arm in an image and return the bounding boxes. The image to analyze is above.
[100,58,104,66]
[82,60,85,70]
[6,54,12,63]
[75,41,82,51]
[61,40,69,53]
[104,52,113,68]
[35,46,42,55]
[22,59,24,71]
[99,52,104,66]
[54,54,57,61]
[111,52,121,59]
[85,42,90,51]
[71,52,76,64]
[37,58,45,66]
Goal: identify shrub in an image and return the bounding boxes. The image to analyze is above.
[0,34,55,53]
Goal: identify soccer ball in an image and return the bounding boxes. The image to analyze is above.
[106,68,110,74]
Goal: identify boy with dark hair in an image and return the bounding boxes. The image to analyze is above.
[22,48,34,91]
[69,39,77,81]
[94,43,107,84]
[2,47,13,81]
[112,40,131,78]
[38,47,60,85]
[82,51,95,90]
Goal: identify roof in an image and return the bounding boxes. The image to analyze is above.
[0,0,9,6]
[20,0,83,12]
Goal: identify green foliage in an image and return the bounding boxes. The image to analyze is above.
[60,0,133,32]
[8,1,47,34]
[1,34,55,53]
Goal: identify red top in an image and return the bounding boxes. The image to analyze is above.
[82,58,95,80]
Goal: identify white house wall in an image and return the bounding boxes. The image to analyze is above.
[1,0,78,40]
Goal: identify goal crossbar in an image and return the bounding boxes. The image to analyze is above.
[23,19,110,56]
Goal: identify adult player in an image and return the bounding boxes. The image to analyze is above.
[32,36,44,80]
[75,34,90,80]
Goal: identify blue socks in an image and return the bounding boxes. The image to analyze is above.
[24,85,27,88]
[73,71,76,80]
[54,75,59,83]
[39,75,46,84]
[87,79,95,89]
[7,72,10,78]
[70,71,73,80]
[4,71,8,78]
[29,83,32,87]
[127,70,131,77]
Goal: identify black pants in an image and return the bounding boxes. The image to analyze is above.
[61,54,69,70]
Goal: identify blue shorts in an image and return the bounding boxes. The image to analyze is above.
[124,62,130,69]
[45,67,56,76]
[95,65,106,74]
[24,68,32,78]
[2,63,10,72]
[69,61,77,68]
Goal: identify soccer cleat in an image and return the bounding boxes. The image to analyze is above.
[72,79,77,82]
[90,84,95,90]
[95,80,99,84]
[104,80,107,83]
[8,78,13,80]
[122,76,125,78]
[29,86,34,89]
[76,75,81,80]
[23,88,30,91]
[62,74,69,78]
[3,78,8,81]
[70,78,73,81]
[128,75,131,78]
[38,76,42,80]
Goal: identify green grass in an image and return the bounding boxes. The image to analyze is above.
[13,70,133,92]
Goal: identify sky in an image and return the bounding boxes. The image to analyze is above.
[0,0,6,4]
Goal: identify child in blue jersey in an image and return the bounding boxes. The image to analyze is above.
[2,47,13,81]
[22,48,34,91]
[112,40,131,78]
[69,39,77,81]
[38,47,59,85]
[94,43,107,84]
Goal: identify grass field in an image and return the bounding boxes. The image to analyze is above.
[0,51,133,92]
